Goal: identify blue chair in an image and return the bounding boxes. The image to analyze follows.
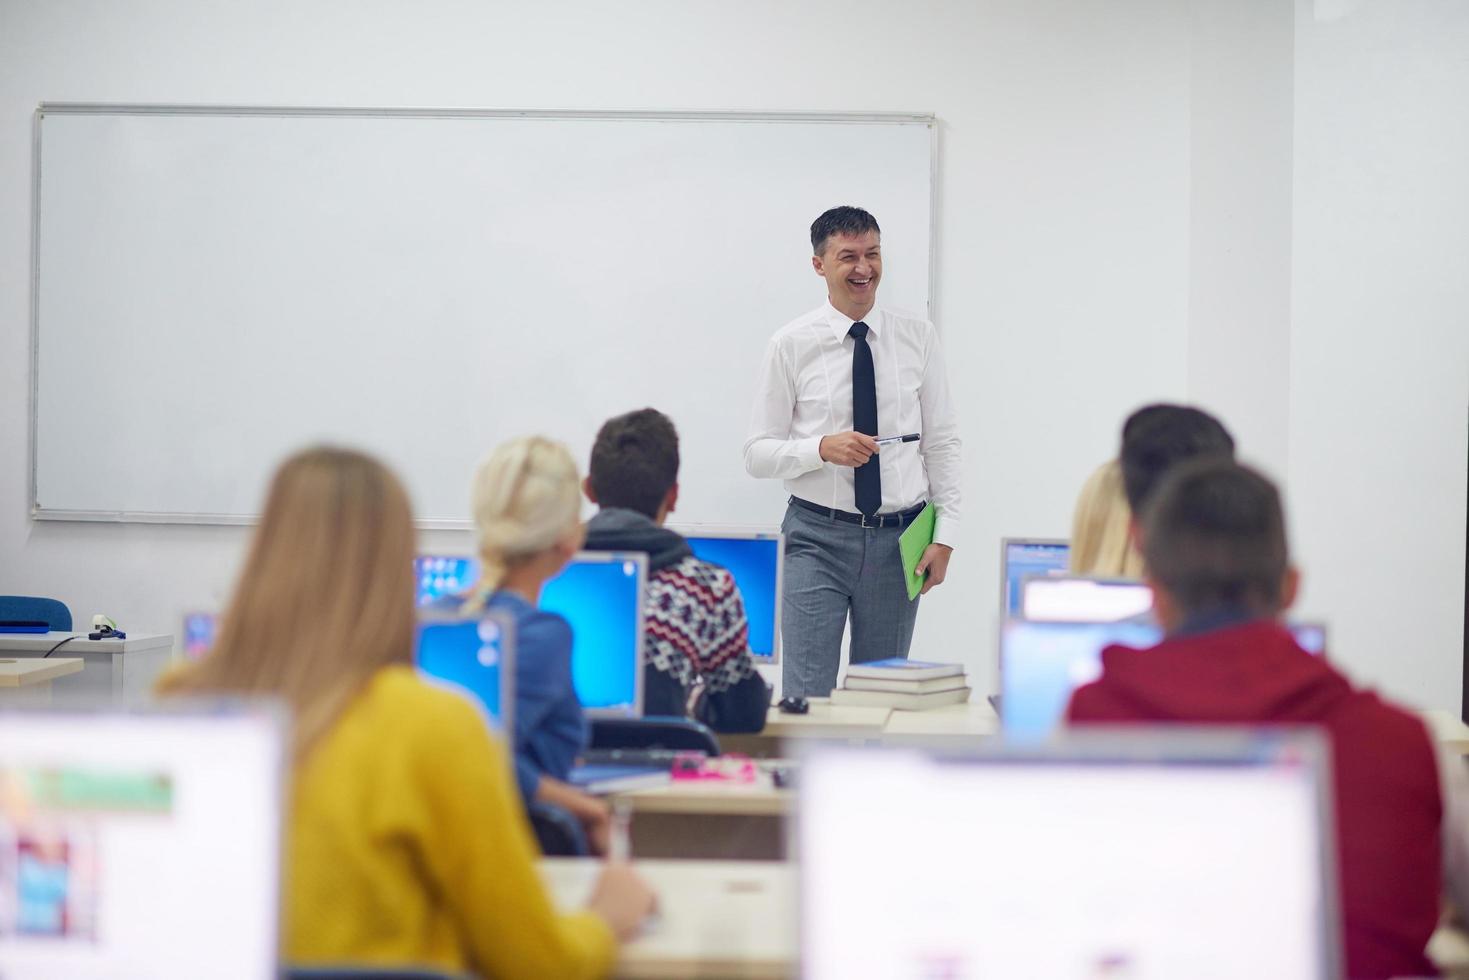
[588,716,721,755]
[0,595,72,632]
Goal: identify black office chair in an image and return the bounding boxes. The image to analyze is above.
[527,800,590,856]
[0,595,73,632]
[588,715,721,755]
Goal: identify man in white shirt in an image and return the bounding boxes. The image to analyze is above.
[744,206,963,698]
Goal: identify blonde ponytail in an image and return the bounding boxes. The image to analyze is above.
[469,436,582,598]
[1069,459,1145,578]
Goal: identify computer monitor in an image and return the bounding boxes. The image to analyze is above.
[414,554,478,608]
[1020,574,1154,623]
[800,732,1340,979]
[1000,538,1070,618]
[676,527,784,663]
[415,551,647,717]
[0,704,284,979]
[415,609,514,735]
[180,611,217,661]
[541,552,647,718]
[1000,619,1332,741]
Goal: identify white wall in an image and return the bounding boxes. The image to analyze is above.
[1288,0,1469,708]
[1,0,1463,710]
[0,0,1192,690]
[1186,0,1294,480]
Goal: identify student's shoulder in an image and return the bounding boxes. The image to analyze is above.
[355,665,490,738]
[657,555,740,602]
[488,592,573,644]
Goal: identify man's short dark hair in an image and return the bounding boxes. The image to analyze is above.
[811,206,880,256]
[1142,458,1289,616]
[588,408,680,519]
[1119,404,1236,512]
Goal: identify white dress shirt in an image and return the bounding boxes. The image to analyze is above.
[743,300,963,546]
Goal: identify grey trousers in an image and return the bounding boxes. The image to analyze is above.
[780,500,921,698]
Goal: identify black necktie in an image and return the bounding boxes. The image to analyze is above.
[849,321,881,517]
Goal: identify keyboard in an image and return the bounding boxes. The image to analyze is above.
[579,747,706,767]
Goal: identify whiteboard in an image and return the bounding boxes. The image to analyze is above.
[32,105,935,526]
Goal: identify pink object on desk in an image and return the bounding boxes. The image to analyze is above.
[670,752,757,783]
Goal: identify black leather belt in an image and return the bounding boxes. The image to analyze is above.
[789,496,927,529]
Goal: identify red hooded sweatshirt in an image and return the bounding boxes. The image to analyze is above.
[1067,619,1442,980]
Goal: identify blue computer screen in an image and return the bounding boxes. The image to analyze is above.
[415,617,507,730]
[1004,541,1070,616]
[182,612,217,661]
[541,556,644,714]
[685,535,780,659]
[1001,620,1328,742]
[415,555,479,607]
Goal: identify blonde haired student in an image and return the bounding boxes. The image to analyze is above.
[158,447,653,975]
[456,436,612,852]
[1068,459,1144,578]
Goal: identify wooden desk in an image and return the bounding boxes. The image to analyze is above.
[0,632,174,702]
[0,658,84,705]
[610,764,793,861]
[541,858,794,979]
[720,700,891,757]
[1423,710,1469,755]
[880,700,1001,745]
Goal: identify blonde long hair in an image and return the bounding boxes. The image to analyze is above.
[157,447,417,757]
[1069,459,1145,578]
[468,436,582,602]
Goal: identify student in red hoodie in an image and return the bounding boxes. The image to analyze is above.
[1067,457,1469,979]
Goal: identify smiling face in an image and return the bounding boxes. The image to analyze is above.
[813,229,881,321]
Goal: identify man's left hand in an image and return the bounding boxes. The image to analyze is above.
[915,543,953,596]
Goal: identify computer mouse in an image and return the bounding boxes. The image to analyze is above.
[777,696,809,715]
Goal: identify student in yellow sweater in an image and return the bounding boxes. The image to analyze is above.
[158,446,654,976]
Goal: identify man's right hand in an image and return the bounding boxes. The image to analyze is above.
[819,432,880,468]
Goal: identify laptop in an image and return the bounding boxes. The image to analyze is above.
[674,526,785,664]
[415,607,514,735]
[799,730,1342,979]
[0,702,285,979]
[1000,618,1332,741]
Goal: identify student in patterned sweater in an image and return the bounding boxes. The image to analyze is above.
[582,409,771,732]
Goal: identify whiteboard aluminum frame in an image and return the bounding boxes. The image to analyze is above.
[29,103,939,527]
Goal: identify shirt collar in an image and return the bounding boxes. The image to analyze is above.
[1169,604,1270,639]
[823,300,882,343]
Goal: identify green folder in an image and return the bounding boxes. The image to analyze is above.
[898,503,937,601]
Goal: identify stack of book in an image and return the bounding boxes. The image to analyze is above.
[830,658,971,710]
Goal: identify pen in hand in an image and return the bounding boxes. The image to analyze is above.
[874,433,921,446]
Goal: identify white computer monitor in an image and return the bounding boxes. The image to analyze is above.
[1000,619,1331,742]
[1000,537,1070,619]
[1021,574,1154,623]
[415,608,515,736]
[0,704,285,979]
[672,525,784,664]
[415,551,647,717]
[800,732,1340,979]
[541,552,647,718]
